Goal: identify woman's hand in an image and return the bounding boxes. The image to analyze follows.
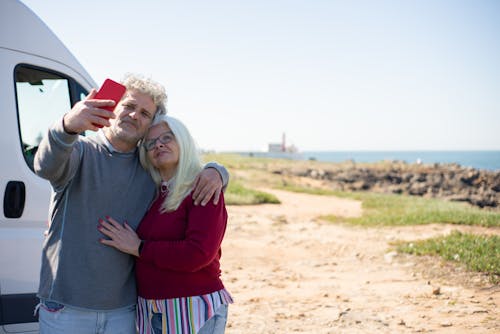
[98,216,141,257]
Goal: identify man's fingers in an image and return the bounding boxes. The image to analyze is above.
[200,184,216,206]
[192,168,224,205]
[85,105,115,125]
[86,88,97,100]
[88,106,116,119]
[192,175,202,201]
[88,124,101,132]
[87,115,111,128]
[71,103,114,130]
[193,183,210,205]
[213,188,221,205]
[88,99,116,109]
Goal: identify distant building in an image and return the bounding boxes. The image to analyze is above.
[268,133,298,153]
[268,143,283,152]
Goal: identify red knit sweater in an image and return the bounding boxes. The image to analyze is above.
[135,191,227,299]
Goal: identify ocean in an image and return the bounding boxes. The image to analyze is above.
[241,151,500,171]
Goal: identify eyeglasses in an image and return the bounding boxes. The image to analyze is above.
[143,131,175,151]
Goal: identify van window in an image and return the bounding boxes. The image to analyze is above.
[15,65,88,171]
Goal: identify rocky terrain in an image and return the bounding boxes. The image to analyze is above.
[275,162,500,209]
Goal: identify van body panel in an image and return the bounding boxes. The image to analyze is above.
[0,0,95,88]
[1,1,97,332]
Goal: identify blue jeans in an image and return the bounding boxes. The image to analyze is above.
[151,304,228,334]
[38,300,136,334]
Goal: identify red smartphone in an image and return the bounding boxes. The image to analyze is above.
[92,79,126,127]
[94,78,126,112]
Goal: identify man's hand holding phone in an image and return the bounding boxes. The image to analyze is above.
[63,79,126,134]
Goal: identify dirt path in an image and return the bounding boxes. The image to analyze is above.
[221,189,499,333]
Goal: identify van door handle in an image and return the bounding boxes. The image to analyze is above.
[3,181,26,218]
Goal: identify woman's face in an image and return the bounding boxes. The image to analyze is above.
[144,122,180,173]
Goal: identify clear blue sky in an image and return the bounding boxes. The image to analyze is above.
[21,0,500,152]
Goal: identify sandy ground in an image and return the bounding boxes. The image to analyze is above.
[221,189,499,333]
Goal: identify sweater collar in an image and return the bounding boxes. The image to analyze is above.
[160,179,174,195]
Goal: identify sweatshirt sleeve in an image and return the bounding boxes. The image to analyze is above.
[140,195,228,272]
[204,161,229,191]
[33,117,82,191]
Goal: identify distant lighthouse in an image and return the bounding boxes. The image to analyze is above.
[268,132,298,153]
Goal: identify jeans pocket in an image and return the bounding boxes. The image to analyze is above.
[41,300,65,313]
[151,312,162,334]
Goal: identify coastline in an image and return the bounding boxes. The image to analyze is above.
[231,150,500,171]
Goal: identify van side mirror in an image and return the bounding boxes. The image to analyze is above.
[3,181,26,218]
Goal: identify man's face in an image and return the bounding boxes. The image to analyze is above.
[108,89,157,145]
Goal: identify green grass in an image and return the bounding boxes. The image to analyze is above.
[225,181,280,205]
[278,184,500,227]
[276,183,345,196]
[396,231,500,283]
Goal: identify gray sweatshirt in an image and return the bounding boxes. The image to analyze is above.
[34,119,228,311]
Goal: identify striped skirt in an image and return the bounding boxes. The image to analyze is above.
[137,289,233,334]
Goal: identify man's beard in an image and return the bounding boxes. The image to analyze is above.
[109,120,142,147]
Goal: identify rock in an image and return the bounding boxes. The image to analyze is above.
[432,286,441,295]
[352,180,371,190]
[413,173,428,182]
[339,308,350,317]
[447,194,471,202]
[470,308,488,314]
[308,169,326,179]
[492,182,500,192]
[286,162,499,208]
[388,185,403,194]
[460,170,480,185]
[385,173,403,184]
[384,251,398,263]
[409,182,428,196]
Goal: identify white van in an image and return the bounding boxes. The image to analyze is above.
[1,1,95,332]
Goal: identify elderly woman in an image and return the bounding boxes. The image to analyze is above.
[98,115,232,334]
